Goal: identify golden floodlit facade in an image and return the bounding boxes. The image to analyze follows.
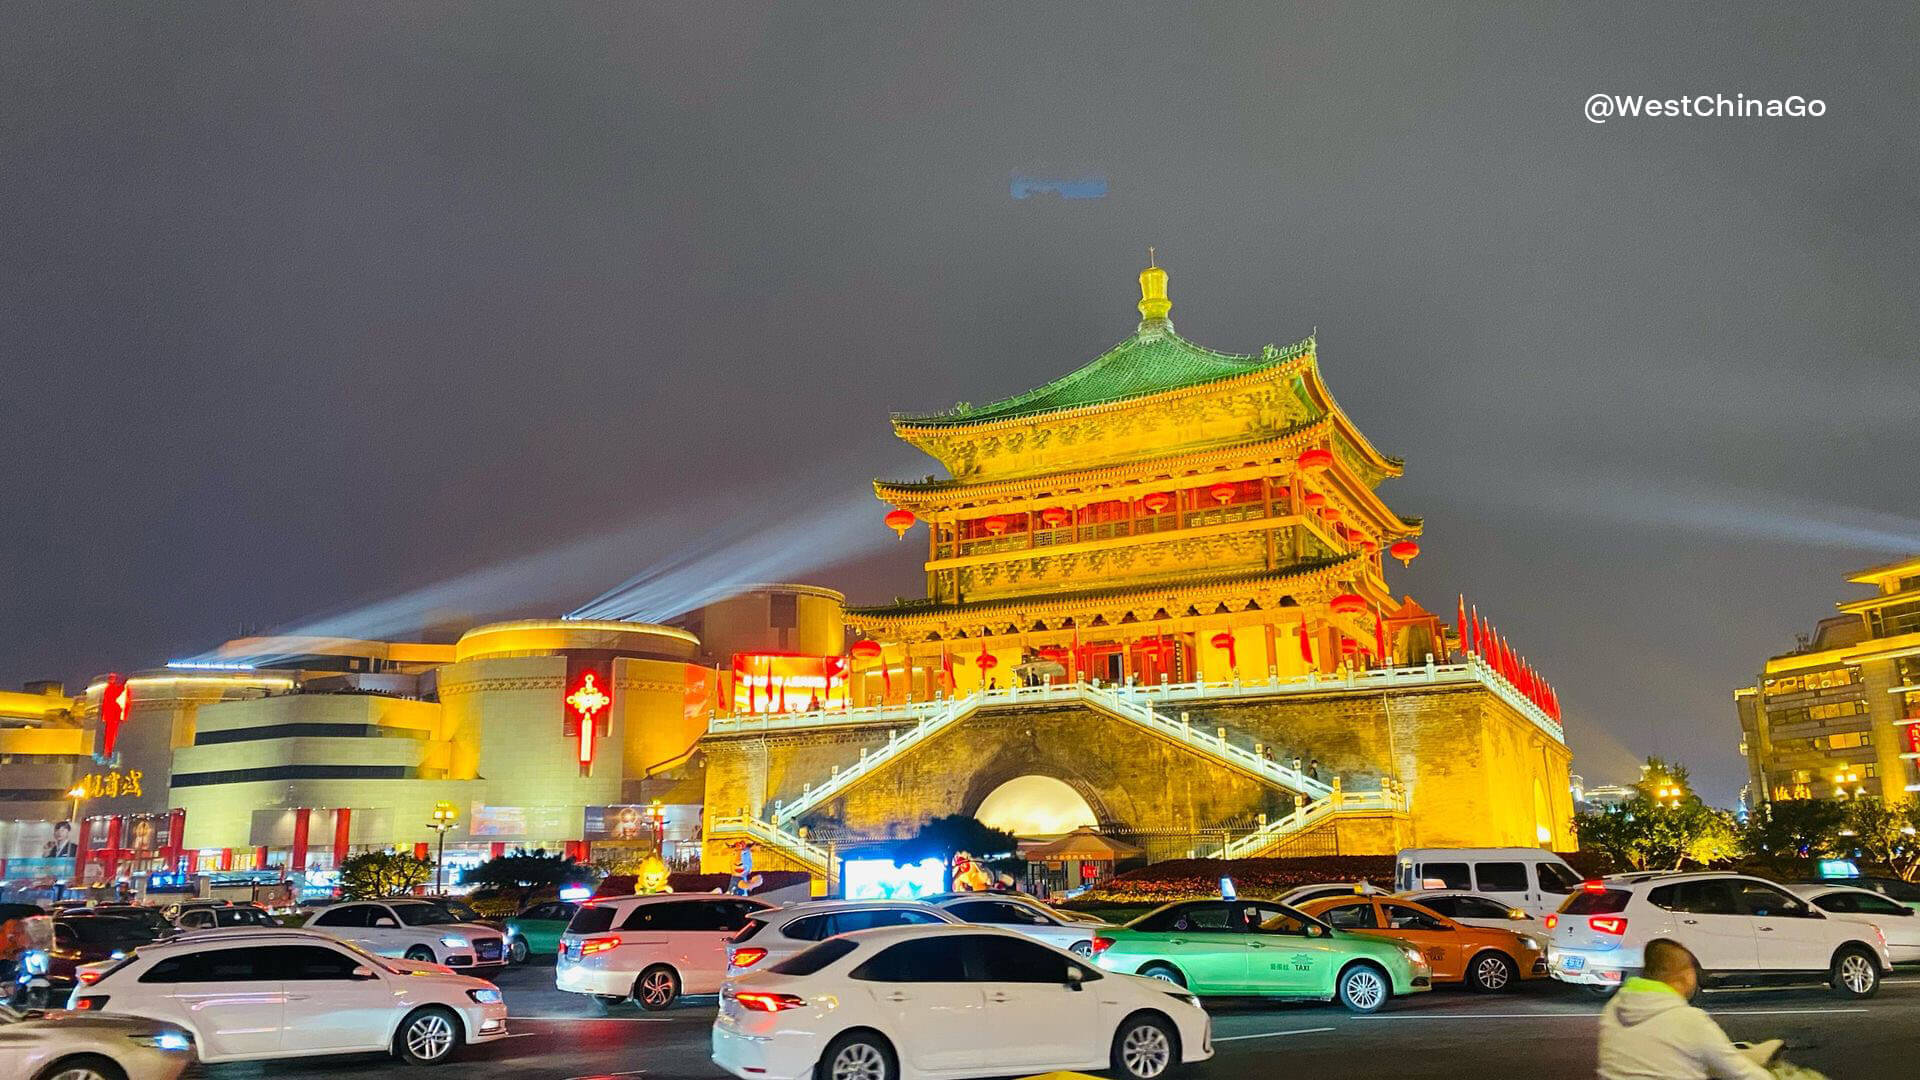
[4,263,1575,902]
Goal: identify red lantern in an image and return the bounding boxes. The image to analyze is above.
[850,640,882,661]
[984,516,1009,536]
[1389,539,1421,566]
[1142,492,1173,514]
[1319,506,1340,521]
[1331,592,1366,615]
[1041,506,1071,527]
[1273,485,1292,500]
[1208,482,1236,505]
[1360,539,1378,556]
[1302,491,1326,508]
[1339,637,1358,654]
[1298,447,1334,471]
[1036,645,1068,664]
[884,508,916,539]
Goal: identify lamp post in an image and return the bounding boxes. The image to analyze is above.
[426,801,458,894]
[645,800,667,859]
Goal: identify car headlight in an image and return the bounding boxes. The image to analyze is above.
[1402,946,1426,966]
[1519,935,1542,951]
[467,987,503,1004]
[131,1030,193,1052]
[440,936,469,949]
[1163,990,1201,1009]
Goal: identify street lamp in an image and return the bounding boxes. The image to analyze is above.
[426,801,458,894]
[645,800,667,857]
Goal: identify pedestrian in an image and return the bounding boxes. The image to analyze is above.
[1307,758,1320,781]
[1596,939,1771,1080]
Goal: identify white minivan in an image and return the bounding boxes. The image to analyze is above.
[1395,848,1583,917]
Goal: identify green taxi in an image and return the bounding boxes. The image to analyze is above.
[1090,897,1432,1013]
[504,900,580,963]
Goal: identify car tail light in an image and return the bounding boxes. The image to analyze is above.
[1543,915,1558,930]
[1588,916,1628,935]
[1091,936,1114,956]
[733,991,807,1013]
[578,935,621,955]
[732,947,768,968]
[1581,880,1607,894]
[77,969,107,985]
[73,996,110,1010]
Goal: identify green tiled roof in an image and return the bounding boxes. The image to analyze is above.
[896,328,1313,428]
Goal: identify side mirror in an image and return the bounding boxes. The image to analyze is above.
[1306,925,1327,939]
[1507,909,1530,920]
[352,964,379,980]
[1065,966,1085,991]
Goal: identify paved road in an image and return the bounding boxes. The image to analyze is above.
[193,960,1920,1079]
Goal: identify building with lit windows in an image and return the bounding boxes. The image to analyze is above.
[1735,555,1920,806]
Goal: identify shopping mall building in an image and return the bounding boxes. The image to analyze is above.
[4,262,1578,898]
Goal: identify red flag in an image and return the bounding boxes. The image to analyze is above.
[1472,609,1487,657]
[1298,615,1315,665]
[1374,607,1389,663]
[941,644,955,692]
[1456,596,1470,659]
[1071,624,1081,683]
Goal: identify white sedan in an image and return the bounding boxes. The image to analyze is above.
[1789,883,1920,963]
[922,893,1109,955]
[304,899,508,971]
[712,924,1211,1080]
[0,1004,192,1080]
[69,928,507,1066]
[1396,890,1542,931]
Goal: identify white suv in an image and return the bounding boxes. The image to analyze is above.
[557,894,773,1010]
[67,928,507,1066]
[728,901,960,977]
[1545,873,1892,997]
[304,899,508,972]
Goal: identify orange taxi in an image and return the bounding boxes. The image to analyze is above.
[1298,894,1548,991]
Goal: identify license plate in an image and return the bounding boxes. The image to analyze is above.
[564,941,581,960]
[1561,955,1585,971]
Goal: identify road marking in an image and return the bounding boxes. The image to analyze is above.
[510,1006,683,1014]
[1355,1007,1872,1020]
[1214,1026,1336,1042]
[560,1071,646,1080]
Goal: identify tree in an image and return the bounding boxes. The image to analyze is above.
[463,849,594,905]
[1743,799,1848,860]
[1839,798,1920,881]
[892,815,1019,866]
[339,850,433,899]
[1574,758,1742,871]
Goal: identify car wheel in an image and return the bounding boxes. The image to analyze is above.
[634,964,680,1011]
[1582,984,1619,999]
[1137,962,1186,987]
[404,945,437,963]
[393,1005,462,1066]
[1831,947,1880,999]
[1468,951,1516,993]
[1110,1012,1178,1080]
[36,1055,127,1080]
[1336,962,1391,1013]
[508,937,530,964]
[1069,939,1094,957]
[816,1030,897,1080]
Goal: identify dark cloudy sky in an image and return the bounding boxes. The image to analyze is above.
[5,2,1917,803]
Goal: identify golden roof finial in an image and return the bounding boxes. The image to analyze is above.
[1138,248,1171,325]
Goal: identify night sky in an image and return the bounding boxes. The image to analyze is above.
[6,3,1917,804]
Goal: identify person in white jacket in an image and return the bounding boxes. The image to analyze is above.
[1597,939,1772,1080]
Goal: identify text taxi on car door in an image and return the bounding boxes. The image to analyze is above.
[1296,895,1548,992]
